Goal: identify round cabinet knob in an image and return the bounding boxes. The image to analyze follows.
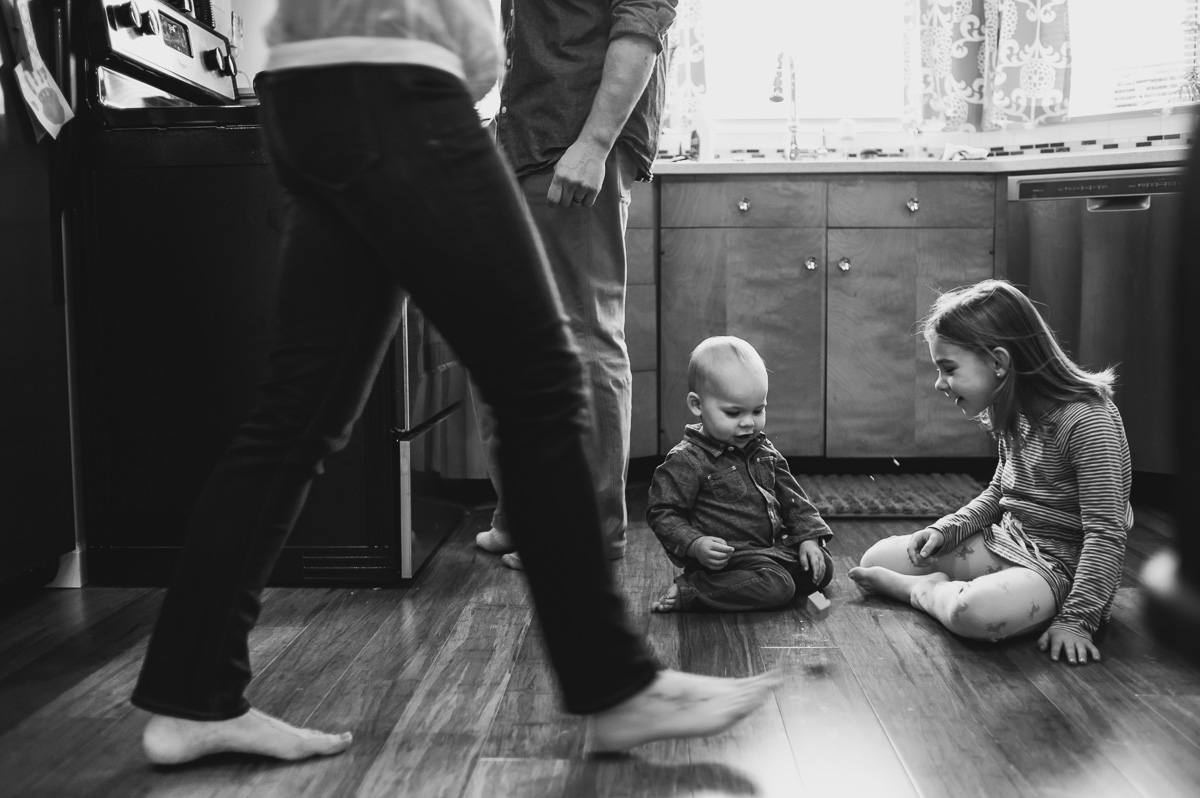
[804,257,818,271]
[737,197,751,212]
[906,196,920,212]
[203,48,230,76]
[837,257,851,272]
[111,1,144,32]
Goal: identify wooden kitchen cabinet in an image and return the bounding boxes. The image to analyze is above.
[659,173,995,459]
[826,177,995,457]
[627,180,660,458]
[660,176,827,454]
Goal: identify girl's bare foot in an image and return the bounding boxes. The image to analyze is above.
[848,566,948,602]
[588,669,779,753]
[142,708,352,765]
[651,582,681,612]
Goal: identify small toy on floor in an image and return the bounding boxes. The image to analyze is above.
[806,590,831,616]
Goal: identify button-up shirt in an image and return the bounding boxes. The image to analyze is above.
[496,0,677,181]
[647,424,833,568]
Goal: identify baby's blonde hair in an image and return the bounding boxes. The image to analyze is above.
[688,336,767,395]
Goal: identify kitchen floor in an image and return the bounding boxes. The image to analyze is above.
[0,487,1197,798]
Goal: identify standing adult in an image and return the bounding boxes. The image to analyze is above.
[130,0,773,765]
[474,0,675,569]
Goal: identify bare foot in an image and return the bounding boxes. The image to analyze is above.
[588,669,780,753]
[651,582,681,613]
[142,708,352,765]
[475,527,514,554]
[848,566,948,602]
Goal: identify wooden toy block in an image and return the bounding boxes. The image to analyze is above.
[806,590,831,614]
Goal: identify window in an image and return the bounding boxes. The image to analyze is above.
[699,0,906,122]
[1062,0,1197,116]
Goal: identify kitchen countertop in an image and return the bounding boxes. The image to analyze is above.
[652,145,1190,176]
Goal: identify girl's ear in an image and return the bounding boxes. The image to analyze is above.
[990,347,1013,378]
[687,392,703,417]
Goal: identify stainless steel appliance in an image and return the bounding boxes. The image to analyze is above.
[1007,167,1183,474]
[65,0,468,584]
[84,0,236,104]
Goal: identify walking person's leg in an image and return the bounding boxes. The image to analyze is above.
[134,64,775,763]
[132,71,410,763]
[263,66,774,748]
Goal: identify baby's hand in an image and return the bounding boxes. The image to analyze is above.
[1038,627,1101,665]
[690,536,734,569]
[798,539,826,583]
[907,527,944,567]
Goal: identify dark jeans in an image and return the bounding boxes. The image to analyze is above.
[131,64,656,719]
[676,551,835,612]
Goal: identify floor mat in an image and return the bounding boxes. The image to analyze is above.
[799,473,986,519]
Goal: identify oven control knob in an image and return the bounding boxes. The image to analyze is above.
[139,9,160,36]
[111,1,145,32]
[203,48,230,76]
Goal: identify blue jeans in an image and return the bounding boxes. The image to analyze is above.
[130,64,656,719]
[473,146,635,552]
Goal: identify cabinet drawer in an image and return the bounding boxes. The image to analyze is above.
[828,177,994,228]
[662,176,826,228]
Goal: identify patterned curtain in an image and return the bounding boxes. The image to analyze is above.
[663,0,707,137]
[909,0,1070,132]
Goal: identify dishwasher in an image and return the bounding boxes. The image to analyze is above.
[1007,167,1184,474]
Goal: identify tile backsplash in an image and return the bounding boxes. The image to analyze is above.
[660,109,1198,161]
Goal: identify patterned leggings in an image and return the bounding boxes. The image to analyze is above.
[859,533,1058,641]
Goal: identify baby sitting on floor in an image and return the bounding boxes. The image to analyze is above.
[646,336,833,612]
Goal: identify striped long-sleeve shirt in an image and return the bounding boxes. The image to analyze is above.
[929,398,1133,639]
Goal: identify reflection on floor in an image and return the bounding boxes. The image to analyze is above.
[0,486,1196,798]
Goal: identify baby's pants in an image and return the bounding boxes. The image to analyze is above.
[860,533,1057,641]
[676,551,834,612]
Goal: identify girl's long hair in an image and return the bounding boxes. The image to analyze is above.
[919,279,1114,448]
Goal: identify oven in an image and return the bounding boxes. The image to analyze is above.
[67,0,468,585]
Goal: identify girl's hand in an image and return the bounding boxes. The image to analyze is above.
[798,539,826,583]
[907,528,945,567]
[689,536,734,570]
[1037,627,1100,664]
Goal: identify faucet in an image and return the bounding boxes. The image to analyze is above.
[770,52,812,161]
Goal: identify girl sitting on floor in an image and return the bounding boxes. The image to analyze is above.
[849,279,1133,665]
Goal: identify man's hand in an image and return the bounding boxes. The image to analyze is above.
[545,139,609,207]
[798,539,826,583]
[688,536,734,570]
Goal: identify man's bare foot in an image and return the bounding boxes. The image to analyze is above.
[142,708,352,765]
[651,582,681,612]
[848,566,948,602]
[588,669,780,753]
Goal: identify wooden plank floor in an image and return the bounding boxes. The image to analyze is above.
[1,489,1198,798]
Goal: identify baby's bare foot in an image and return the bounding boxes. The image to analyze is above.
[142,708,352,765]
[588,669,779,753]
[651,582,681,613]
[849,566,947,602]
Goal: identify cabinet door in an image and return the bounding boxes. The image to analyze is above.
[827,228,994,457]
[661,227,826,455]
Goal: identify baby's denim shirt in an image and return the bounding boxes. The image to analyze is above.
[647,424,832,568]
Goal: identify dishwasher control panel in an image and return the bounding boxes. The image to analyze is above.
[1009,167,1185,200]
